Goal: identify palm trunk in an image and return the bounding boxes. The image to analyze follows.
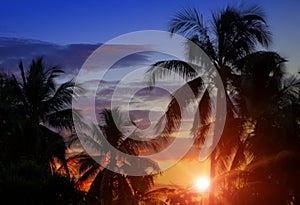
[209,149,216,205]
[31,111,41,160]
[208,84,225,205]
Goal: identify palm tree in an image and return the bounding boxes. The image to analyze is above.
[0,57,79,173]
[214,53,298,204]
[0,72,27,166]
[69,108,159,205]
[146,4,273,204]
[235,51,286,117]
[242,73,300,204]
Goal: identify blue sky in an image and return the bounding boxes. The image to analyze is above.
[1,0,299,184]
[0,0,300,72]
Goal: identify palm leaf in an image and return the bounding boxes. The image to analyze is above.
[42,80,74,113]
[45,108,73,129]
[146,60,198,86]
[169,7,206,39]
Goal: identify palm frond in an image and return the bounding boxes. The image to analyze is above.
[212,5,272,65]
[129,175,154,194]
[45,108,73,129]
[278,74,300,102]
[192,89,212,144]
[155,76,205,137]
[77,129,103,152]
[44,65,64,93]
[42,80,75,113]
[169,7,216,61]
[78,156,100,175]
[100,108,125,148]
[18,60,27,86]
[169,7,206,39]
[229,141,247,171]
[146,60,198,87]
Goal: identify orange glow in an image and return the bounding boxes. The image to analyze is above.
[195,177,210,191]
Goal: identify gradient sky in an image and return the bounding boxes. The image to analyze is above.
[1,0,300,72]
[1,0,299,186]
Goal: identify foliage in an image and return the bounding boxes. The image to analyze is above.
[146,3,300,205]
[68,108,160,204]
[0,160,86,205]
[0,57,85,204]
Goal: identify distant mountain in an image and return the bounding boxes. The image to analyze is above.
[0,37,100,74]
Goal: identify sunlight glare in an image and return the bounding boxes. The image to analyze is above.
[195,177,210,191]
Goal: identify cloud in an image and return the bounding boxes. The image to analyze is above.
[0,37,151,77]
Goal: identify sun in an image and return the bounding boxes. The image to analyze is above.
[195,177,210,191]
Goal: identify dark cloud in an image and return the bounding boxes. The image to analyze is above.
[0,37,151,75]
[110,51,150,69]
[0,37,97,74]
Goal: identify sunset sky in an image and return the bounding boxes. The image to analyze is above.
[1,0,300,187]
[1,0,300,72]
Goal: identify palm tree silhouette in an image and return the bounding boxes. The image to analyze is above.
[0,57,86,204]
[0,57,79,173]
[70,108,159,205]
[235,51,286,117]
[241,72,300,204]
[146,4,273,205]
[212,51,287,204]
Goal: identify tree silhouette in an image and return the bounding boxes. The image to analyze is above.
[242,73,300,204]
[69,108,160,205]
[146,4,273,205]
[0,57,81,171]
[0,57,85,204]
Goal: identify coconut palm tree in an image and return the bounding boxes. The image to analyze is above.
[0,59,87,204]
[0,57,79,173]
[0,72,27,166]
[235,51,286,117]
[69,108,160,205]
[146,4,273,204]
[215,58,299,204]
[243,73,300,204]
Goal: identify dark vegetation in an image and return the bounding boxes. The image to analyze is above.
[0,3,299,205]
